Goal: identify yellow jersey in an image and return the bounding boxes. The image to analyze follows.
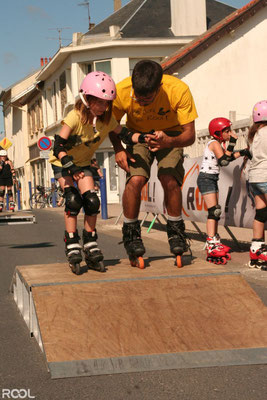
[113,74,198,133]
[49,109,118,167]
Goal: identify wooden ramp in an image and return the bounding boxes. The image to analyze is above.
[12,257,267,379]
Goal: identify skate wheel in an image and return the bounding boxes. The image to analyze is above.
[221,257,227,265]
[130,256,145,269]
[225,253,231,260]
[176,255,183,268]
[98,261,106,273]
[70,263,82,275]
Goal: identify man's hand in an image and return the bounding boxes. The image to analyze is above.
[146,131,172,151]
[115,149,135,173]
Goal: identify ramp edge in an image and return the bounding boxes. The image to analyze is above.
[48,347,267,379]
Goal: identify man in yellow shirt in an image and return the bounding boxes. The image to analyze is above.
[110,60,198,266]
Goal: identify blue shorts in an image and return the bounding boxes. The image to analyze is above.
[197,172,219,195]
[249,182,267,196]
[52,164,94,180]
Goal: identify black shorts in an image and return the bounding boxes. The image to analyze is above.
[0,177,13,187]
[52,164,94,180]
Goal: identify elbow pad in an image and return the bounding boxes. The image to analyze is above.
[53,135,68,158]
[218,153,235,167]
[118,127,135,146]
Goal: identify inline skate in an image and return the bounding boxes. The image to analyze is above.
[122,221,146,269]
[210,234,231,260]
[167,219,191,268]
[9,200,15,212]
[206,237,228,265]
[0,201,3,212]
[249,241,267,271]
[83,229,105,272]
[64,230,83,275]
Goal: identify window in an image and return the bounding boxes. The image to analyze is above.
[52,81,58,122]
[59,71,67,117]
[94,60,111,75]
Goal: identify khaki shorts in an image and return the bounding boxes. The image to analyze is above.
[126,143,185,186]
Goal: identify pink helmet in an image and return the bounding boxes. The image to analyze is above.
[253,100,267,123]
[80,71,116,101]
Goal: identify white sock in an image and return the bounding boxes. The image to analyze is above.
[123,217,138,224]
[167,215,183,222]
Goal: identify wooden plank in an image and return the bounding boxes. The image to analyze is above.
[16,257,229,288]
[32,274,267,364]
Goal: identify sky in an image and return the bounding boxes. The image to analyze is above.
[0,0,251,135]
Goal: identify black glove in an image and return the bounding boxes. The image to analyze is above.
[61,155,83,175]
[226,136,237,152]
[0,160,5,168]
[239,148,252,160]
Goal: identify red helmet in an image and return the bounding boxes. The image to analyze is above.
[208,117,232,142]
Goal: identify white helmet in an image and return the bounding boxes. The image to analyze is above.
[0,150,7,156]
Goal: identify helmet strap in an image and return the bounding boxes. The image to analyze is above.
[79,92,90,109]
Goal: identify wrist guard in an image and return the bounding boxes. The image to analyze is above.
[226,136,237,152]
[53,135,68,158]
[239,148,252,160]
[138,130,155,144]
[118,127,135,146]
[61,155,83,175]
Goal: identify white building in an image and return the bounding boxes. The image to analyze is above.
[0,0,235,208]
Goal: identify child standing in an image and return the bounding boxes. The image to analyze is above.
[197,117,250,264]
[49,71,142,274]
[0,150,16,212]
[247,100,267,270]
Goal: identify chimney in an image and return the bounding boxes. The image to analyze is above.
[170,0,206,37]
[40,58,44,67]
[114,0,122,12]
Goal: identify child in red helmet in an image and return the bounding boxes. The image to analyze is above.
[197,117,250,264]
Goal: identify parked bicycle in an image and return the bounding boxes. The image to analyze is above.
[29,185,65,209]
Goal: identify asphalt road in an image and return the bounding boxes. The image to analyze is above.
[0,209,267,400]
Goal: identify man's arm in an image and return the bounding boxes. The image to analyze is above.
[146,121,196,151]
[109,129,136,173]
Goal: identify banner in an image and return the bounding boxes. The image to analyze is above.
[138,157,255,229]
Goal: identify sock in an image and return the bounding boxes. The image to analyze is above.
[167,215,182,222]
[123,217,138,224]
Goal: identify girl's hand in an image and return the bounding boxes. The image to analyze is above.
[73,171,85,181]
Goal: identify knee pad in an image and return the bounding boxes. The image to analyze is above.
[255,207,267,223]
[208,205,221,221]
[64,187,83,216]
[7,189,13,197]
[82,190,100,216]
[0,189,5,197]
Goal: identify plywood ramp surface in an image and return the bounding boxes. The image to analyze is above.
[16,257,228,288]
[32,274,267,364]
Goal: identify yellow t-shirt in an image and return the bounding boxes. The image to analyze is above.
[49,109,118,167]
[112,75,198,133]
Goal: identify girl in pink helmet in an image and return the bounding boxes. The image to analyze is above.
[49,71,144,274]
[197,117,250,265]
[247,100,267,270]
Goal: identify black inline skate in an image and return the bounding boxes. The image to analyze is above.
[64,231,83,275]
[167,219,191,267]
[83,229,105,272]
[122,221,146,268]
[249,242,267,271]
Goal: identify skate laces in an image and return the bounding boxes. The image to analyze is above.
[167,221,191,252]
